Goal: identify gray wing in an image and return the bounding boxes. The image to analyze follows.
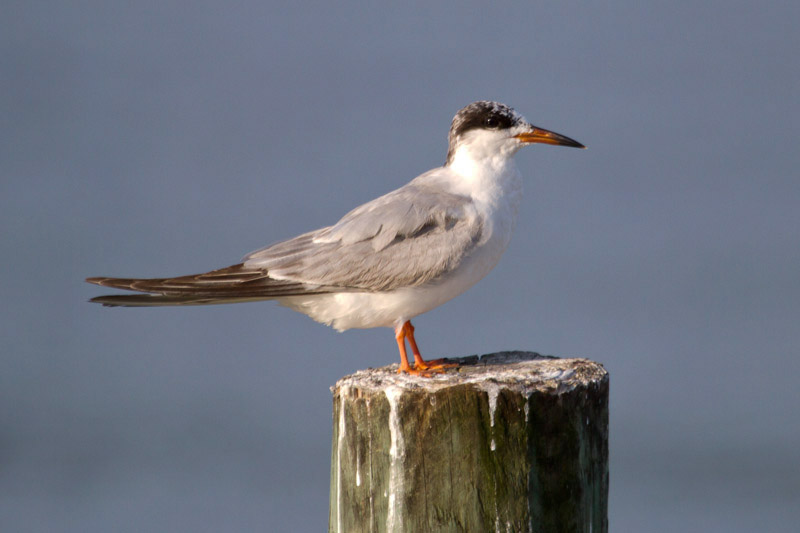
[243,179,483,291]
[86,264,335,307]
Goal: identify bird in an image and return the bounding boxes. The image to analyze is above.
[87,101,584,375]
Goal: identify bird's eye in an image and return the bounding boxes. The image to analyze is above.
[485,116,500,128]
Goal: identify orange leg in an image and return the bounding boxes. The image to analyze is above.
[395,323,415,374]
[395,321,458,375]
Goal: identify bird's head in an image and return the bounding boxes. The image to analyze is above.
[445,101,585,167]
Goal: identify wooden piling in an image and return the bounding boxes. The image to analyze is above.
[329,351,609,533]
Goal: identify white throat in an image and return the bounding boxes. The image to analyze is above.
[446,139,523,206]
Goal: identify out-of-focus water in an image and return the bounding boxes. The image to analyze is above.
[2,2,799,531]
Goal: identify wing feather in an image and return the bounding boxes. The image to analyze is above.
[88,169,484,305]
[86,263,335,307]
[243,178,483,291]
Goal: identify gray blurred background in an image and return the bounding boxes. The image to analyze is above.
[2,1,798,531]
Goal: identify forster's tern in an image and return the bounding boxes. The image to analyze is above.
[87,101,584,375]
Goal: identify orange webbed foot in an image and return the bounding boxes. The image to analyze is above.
[413,358,459,372]
[396,365,439,377]
[395,320,459,377]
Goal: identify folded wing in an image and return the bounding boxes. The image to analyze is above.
[88,175,484,306]
[243,179,483,291]
[86,264,331,306]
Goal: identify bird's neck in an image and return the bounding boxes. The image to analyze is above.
[447,148,523,207]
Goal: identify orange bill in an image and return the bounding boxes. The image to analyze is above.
[514,127,585,148]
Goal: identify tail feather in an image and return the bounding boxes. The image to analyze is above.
[86,263,334,307]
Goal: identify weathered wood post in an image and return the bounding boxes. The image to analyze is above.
[329,352,609,533]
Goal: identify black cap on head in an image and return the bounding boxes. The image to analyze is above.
[449,101,523,140]
[446,101,525,164]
